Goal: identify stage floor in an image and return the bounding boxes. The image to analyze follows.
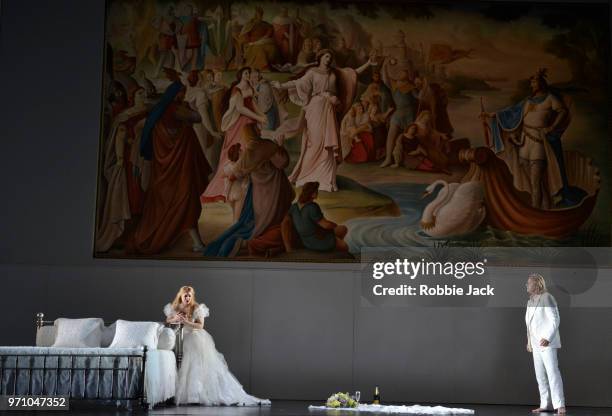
[16,401,612,415]
[148,402,611,416]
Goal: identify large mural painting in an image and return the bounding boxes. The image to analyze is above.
[95,0,610,261]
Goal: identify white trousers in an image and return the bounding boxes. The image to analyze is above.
[532,348,565,409]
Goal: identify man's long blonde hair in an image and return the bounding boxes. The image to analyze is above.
[529,273,547,295]
[171,286,199,318]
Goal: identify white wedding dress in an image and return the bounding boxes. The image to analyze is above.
[163,303,271,406]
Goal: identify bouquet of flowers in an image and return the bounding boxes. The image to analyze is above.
[326,392,358,409]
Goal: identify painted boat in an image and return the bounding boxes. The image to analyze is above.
[459,147,600,239]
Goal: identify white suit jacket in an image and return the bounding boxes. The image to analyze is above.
[525,292,561,350]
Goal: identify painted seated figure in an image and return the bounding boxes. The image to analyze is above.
[285,182,348,253]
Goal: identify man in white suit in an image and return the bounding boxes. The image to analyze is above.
[525,273,566,414]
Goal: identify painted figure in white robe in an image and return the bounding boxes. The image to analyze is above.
[271,49,373,192]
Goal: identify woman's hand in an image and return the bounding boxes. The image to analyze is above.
[526,344,533,353]
[271,80,282,90]
[166,314,182,324]
[539,338,550,347]
[173,312,188,324]
[328,95,340,106]
[177,314,193,326]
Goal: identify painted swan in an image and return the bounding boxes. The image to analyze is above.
[420,180,486,238]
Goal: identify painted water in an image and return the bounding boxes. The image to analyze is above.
[344,181,584,254]
[346,85,610,253]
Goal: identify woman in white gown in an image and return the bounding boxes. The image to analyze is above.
[164,286,271,406]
